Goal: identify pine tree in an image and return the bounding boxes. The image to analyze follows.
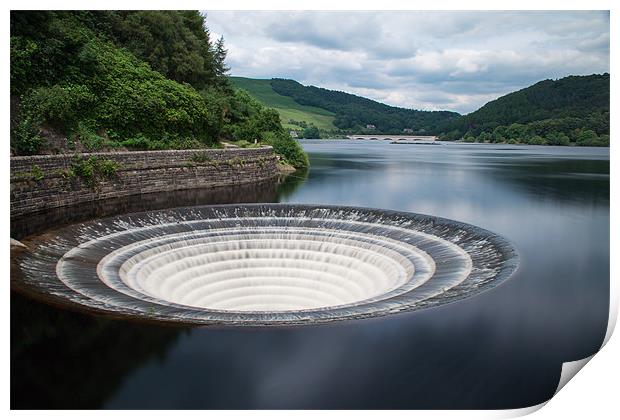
[214,36,230,79]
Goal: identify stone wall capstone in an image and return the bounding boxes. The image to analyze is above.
[10,147,280,217]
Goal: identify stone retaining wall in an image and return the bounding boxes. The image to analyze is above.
[10,147,279,217]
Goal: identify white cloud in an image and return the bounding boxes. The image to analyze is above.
[204,11,609,114]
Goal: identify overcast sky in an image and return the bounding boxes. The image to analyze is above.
[204,11,609,114]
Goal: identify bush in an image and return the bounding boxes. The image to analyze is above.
[11,19,222,154]
[526,135,547,145]
[118,133,204,151]
[301,124,320,139]
[262,131,309,168]
[69,155,119,188]
[11,112,44,155]
[23,84,96,132]
[576,129,602,146]
[545,131,570,146]
[30,164,44,182]
[10,36,38,95]
[79,39,219,144]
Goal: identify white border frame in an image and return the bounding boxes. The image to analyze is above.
[3,1,616,418]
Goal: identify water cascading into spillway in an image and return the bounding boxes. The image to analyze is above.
[13,204,518,325]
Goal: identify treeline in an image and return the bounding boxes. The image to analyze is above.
[270,79,460,134]
[441,74,610,146]
[287,120,321,139]
[10,11,307,167]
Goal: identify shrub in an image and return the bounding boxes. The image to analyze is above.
[79,39,219,144]
[119,133,204,150]
[30,164,44,182]
[11,112,44,155]
[262,131,309,168]
[70,155,120,188]
[10,36,38,95]
[526,135,547,145]
[545,132,570,146]
[23,84,96,133]
[99,159,119,178]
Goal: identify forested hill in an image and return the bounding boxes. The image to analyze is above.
[233,77,460,135]
[10,11,308,168]
[442,73,610,146]
[230,77,339,133]
[270,79,460,134]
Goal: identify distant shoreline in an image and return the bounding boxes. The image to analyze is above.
[298,138,610,148]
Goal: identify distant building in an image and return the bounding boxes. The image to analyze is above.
[365,124,376,130]
[289,130,298,138]
[403,128,414,133]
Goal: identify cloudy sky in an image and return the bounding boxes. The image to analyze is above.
[205,11,609,114]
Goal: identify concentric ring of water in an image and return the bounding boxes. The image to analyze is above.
[13,204,518,326]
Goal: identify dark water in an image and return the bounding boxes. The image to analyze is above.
[11,141,609,409]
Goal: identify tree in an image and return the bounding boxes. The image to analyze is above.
[545,132,570,146]
[440,74,609,144]
[213,36,230,79]
[478,131,492,143]
[301,125,320,139]
[104,11,217,90]
[576,129,600,146]
[526,135,546,145]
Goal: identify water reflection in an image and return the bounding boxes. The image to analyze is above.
[274,167,309,200]
[11,141,609,409]
[10,292,185,409]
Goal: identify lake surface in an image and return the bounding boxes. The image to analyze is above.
[11,140,610,409]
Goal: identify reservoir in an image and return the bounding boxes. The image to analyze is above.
[11,140,609,409]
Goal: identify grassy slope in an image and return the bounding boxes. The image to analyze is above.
[230,77,337,131]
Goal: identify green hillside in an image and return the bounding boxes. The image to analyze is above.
[230,77,337,131]
[231,77,461,135]
[443,73,609,146]
[232,74,609,146]
[269,78,460,134]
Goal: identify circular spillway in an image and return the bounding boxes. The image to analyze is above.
[13,204,518,326]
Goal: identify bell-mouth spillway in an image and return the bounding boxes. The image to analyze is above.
[13,204,519,326]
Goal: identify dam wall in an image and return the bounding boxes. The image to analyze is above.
[10,147,279,217]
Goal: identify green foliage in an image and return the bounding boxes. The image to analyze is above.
[117,134,204,151]
[576,129,609,147]
[102,11,229,91]
[10,36,38,95]
[526,135,547,146]
[217,89,309,168]
[81,39,218,142]
[72,122,109,152]
[24,84,96,132]
[10,11,310,168]
[10,11,225,154]
[11,110,44,155]
[442,74,609,147]
[262,131,309,168]
[461,122,611,147]
[269,78,460,134]
[213,36,230,80]
[301,124,320,139]
[191,152,211,163]
[98,159,119,178]
[230,77,337,131]
[69,155,119,189]
[30,164,44,182]
[546,132,570,146]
